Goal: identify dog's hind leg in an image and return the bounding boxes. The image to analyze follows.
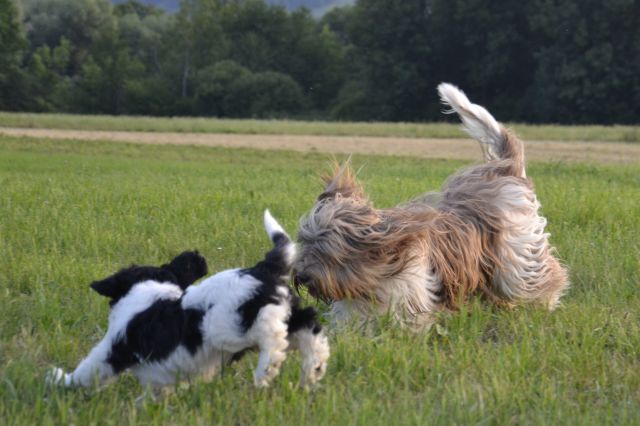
[198,351,226,382]
[250,304,290,387]
[288,328,330,387]
[491,198,570,310]
[438,83,526,178]
[46,339,116,387]
[493,241,569,310]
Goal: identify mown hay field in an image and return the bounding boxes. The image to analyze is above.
[1,111,640,142]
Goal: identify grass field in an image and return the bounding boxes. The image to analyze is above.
[1,111,640,142]
[1,134,639,425]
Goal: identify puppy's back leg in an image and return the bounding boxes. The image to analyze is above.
[288,328,330,387]
[250,304,289,387]
[47,339,116,387]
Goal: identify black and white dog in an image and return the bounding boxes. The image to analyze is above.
[47,211,329,388]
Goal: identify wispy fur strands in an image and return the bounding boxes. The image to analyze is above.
[294,83,569,327]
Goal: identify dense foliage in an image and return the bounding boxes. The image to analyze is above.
[1,0,639,123]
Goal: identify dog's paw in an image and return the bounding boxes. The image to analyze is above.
[45,367,68,386]
[254,365,280,388]
[254,373,272,388]
[301,361,327,388]
[313,361,328,381]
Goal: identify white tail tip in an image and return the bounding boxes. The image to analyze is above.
[437,83,465,107]
[264,209,287,239]
[437,82,502,137]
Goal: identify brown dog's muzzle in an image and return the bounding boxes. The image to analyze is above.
[293,272,327,301]
[293,272,311,291]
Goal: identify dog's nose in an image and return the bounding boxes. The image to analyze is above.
[293,272,310,287]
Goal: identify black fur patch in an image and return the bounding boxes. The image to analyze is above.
[90,267,177,306]
[230,348,252,364]
[162,251,208,290]
[237,232,290,332]
[288,296,322,335]
[106,298,205,373]
[261,231,291,278]
[90,251,208,306]
[236,281,283,333]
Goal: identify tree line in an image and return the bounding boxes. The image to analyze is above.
[1,0,639,124]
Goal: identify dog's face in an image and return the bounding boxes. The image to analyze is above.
[294,162,364,301]
[294,162,412,302]
[294,162,434,304]
[294,204,381,302]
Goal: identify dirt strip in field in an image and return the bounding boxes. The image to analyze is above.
[1,127,639,165]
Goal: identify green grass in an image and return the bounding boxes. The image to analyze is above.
[0,135,638,425]
[1,111,640,142]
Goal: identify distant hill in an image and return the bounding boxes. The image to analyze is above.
[112,0,354,15]
[112,0,180,12]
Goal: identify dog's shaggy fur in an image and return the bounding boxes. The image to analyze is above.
[293,83,569,328]
[48,212,329,388]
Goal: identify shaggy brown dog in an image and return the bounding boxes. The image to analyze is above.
[293,83,569,328]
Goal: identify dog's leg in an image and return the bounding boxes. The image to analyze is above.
[492,201,570,310]
[251,304,289,387]
[199,351,225,382]
[47,339,115,387]
[494,243,569,310]
[288,329,330,387]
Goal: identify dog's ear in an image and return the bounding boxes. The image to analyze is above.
[90,276,124,299]
[164,251,208,290]
[319,159,365,201]
[90,265,172,303]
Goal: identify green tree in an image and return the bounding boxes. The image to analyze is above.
[73,20,145,114]
[26,37,72,111]
[281,10,346,110]
[194,60,306,118]
[194,60,251,116]
[0,0,27,110]
[220,2,345,113]
[220,0,290,72]
[23,0,114,74]
[236,70,307,118]
[340,0,434,120]
[320,5,354,44]
[115,4,173,114]
[114,0,164,18]
[528,0,640,124]
[330,80,369,120]
[426,0,537,120]
[164,0,227,106]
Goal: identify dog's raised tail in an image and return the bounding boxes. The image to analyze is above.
[438,83,525,178]
[263,209,296,272]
